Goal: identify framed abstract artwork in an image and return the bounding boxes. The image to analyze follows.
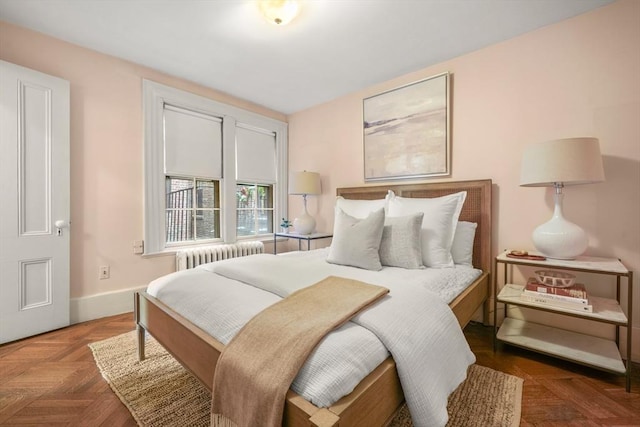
[363,72,450,181]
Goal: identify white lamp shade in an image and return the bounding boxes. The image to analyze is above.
[520,137,605,187]
[289,171,321,195]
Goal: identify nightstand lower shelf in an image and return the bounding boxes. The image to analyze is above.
[497,317,626,374]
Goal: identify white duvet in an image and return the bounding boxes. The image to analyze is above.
[146,248,481,427]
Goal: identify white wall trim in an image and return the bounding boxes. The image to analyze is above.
[70,285,146,324]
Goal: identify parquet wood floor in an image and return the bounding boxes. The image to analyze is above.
[0,313,638,426]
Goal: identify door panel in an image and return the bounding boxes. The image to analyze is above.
[0,60,70,343]
[20,82,51,234]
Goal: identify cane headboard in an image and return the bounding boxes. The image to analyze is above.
[336,179,492,273]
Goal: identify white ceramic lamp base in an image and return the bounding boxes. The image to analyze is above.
[532,192,588,260]
[293,212,315,235]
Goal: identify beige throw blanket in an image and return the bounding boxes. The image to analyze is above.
[210,276,389,427]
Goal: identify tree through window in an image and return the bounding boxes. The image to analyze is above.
[236,183,273,237]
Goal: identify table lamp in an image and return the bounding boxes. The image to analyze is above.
[520,137,605,259]
[289,171,321,235]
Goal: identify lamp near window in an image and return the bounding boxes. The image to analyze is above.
[520,137,605,260]
[289,171,321,235]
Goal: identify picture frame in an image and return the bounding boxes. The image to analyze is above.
[363,72,450,181]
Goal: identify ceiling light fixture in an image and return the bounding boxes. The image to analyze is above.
[258,0,300,26]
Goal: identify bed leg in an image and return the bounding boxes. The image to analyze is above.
[137,324,146,361]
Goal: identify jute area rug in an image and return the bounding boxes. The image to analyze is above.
[89,331,522,427]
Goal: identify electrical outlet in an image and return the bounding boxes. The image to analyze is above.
[133,240,144,255]
[99,265,110,280]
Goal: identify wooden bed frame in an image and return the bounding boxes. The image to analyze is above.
[134,179,492,427]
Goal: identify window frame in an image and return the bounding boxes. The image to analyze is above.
[143,80,288,255]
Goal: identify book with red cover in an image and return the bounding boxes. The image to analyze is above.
[525,277,588,301]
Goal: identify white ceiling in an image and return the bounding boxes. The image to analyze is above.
[0,0,614,114]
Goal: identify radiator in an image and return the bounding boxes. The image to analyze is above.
[175,241,264,271]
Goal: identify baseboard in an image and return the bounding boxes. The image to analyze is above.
[70,285,147,324]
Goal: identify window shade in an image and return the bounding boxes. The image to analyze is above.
[236,125,276,183]
[164,105,222,179]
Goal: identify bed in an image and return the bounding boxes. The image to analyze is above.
[134,179,492,427]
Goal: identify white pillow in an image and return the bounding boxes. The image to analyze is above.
[451,221,477,266]
[326,208,385,271]
[387,191,467,268]
[334,194,389,219]
[379,213,424,269]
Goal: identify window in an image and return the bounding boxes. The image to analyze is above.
[162,104,223,246]
[235,124,277,239]
[143,80,288,254]
[166,177,220,244]
[236,183,273,237]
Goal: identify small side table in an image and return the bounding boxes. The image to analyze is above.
[273,231,333,254]
[493,250,633,391]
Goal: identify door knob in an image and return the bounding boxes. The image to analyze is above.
[55,220,69,236]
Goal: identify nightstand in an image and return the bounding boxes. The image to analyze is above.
[273,231,333,254]
[493,250,633,391]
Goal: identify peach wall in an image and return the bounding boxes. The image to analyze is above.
[288,0,640,337]
[0,21,286,299]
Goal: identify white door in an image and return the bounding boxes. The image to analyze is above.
[0,60,70,343]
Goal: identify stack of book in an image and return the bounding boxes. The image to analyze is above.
[520,277,593,313]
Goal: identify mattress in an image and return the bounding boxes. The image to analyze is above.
[146,248,481,408]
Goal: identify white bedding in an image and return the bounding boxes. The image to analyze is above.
[146,248,481,426]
